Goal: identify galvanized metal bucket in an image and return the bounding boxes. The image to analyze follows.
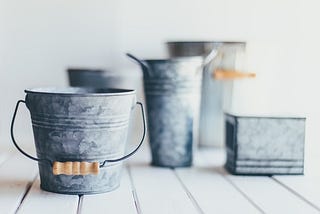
[127,54,203,168]
[11,87,146,195]
[67,68,106,87]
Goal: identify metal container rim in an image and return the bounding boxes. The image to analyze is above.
[224,112,306,120]
[25,87,136,96]
[144,56,204,63]
[67,68,105,73]
[67,69,141,78]
[166,41,246,45]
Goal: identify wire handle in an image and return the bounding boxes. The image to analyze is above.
[10,100,147,168]
[99,102,146,167]
[11,100,50,164]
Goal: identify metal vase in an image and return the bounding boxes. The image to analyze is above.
[166,41,246,147]
[127,54,203,168]
[11,87,146,195]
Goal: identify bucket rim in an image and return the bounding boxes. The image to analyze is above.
[67,69,141,78]
[224,112,306,120]
[67,68,105,73]
[25,87,136,96]
[166,41,246,45]
[144,56,204,63]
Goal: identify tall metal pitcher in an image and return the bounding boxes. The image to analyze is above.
[127,54,203,167]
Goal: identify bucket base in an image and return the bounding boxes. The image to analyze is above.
[40,183,120,195]
[225,164,304,176]
[38,162,123,195]
[151,161,192,168]
[224,113,305,176]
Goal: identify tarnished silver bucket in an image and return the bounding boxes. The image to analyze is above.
[67,68,140,90]
[11,87,146,195]
[167,41,254,147]
[127,54,203,167]
[67,68,107,87]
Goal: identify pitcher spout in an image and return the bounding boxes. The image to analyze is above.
[126,53,151,76]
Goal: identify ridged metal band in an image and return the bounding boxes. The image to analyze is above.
[144,79,201,95]
[31,114,130,129]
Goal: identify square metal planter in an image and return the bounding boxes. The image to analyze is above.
[225,113,306,175]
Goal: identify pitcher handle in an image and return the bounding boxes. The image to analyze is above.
[10,100,50,164]
[212,69,256,80]
[99,102,147,167]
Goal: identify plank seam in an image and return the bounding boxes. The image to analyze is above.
[77,195,84,214]
[173,170,205,214]
[0,151,15,168]
[14,174,38,214]
[200,149,265,213]
[271,177,320,211]
[127,164,142,214]
[222,175,266,214]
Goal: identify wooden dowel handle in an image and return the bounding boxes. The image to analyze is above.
[53,161,99,175]
[213,69,256,80]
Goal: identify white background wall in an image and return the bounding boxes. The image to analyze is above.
[0,0,319,157]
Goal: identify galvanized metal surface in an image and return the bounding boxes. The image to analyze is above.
[225,113,305,175]
[67,68,140,90]
[13,87,137,194]
[166,41,225,57]
[66,67,143,150]
[167,41,246,148]
[131,55,203,167]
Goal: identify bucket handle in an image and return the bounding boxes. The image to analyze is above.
[99,102,146,167]
[10,100,147,171]
[11,100,47,163]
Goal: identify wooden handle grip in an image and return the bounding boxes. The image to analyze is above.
[53,161,99,175]
[213,69,256,80]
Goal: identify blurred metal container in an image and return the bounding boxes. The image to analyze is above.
[167,41,253,147]
[225,113,305,175]
[167,41,222,57]
[67,68,140,90]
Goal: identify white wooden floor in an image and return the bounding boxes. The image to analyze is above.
[1,143,320,214]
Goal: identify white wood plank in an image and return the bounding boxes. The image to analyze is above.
[0,150,13,167]
[269,118,320,210]
[0,153,38,213]
[226,175,319,213]
[273,175,320,211]
[81,167,136,214]
[200,148,319,213]
[128,146,199,214]
[272,127,320,211]
[175,149,260,213]
[17,177,79,214]
[0,143,14,166]
[126,143,151,164]
[129,164,199,214]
